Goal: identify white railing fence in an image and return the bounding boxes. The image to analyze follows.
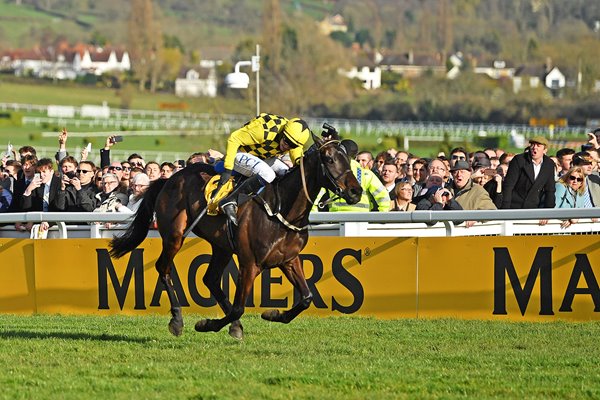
[1,209,600,239]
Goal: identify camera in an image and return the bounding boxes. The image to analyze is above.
[110,135,124,143]
[65,171,77,179]
[321,123,339,139]
[582,143,595,151]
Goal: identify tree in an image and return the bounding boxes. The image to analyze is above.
[128,0,162,92]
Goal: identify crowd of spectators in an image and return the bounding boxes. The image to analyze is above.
[0,130,220,234]
[1,127,600,233]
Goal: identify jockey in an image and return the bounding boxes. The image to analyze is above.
[216,113,311,225]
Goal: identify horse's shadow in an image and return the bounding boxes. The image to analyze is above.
[0,329,151,343]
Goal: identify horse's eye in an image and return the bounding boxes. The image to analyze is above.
[325,156,335,165]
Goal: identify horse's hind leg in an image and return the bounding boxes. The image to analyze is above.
[199,246,244,340]
[262,257,313,324]
[156,233,185,336]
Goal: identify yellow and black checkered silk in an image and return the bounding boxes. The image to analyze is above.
[223,113,304,170]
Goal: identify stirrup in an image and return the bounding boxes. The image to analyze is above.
[221,202,238,226]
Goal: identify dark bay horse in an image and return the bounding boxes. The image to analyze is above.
[109,133,362,339]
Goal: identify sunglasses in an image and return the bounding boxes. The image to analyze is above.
[77,169,91,174]
[95,177,103,181]
[451,155,466,160]
[131,161,144,166]
[568,176,584,182]
[122,166,131,171]
[108,166,123,171]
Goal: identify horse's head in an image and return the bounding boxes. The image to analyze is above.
[312,132,362,205]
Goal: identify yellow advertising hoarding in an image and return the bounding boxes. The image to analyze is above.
[2,235,600,321]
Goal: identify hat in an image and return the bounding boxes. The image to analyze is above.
[573,152,593,166]
[450,160,471,172]
[529,136,549,147]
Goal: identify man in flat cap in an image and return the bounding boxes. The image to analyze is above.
[501,136,556,210]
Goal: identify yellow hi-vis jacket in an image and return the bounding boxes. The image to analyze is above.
[313,160,391,212]
[223,113,304,171]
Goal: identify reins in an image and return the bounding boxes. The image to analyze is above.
[257,139,351,231]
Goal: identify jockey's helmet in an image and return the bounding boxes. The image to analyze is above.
[282,118,310,148]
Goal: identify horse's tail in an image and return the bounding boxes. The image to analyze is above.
[109,179,168,259]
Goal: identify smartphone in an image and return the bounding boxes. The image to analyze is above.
[582,143,595,151]
[6,142,12,157]
[112,135,124,143]
[483,168,497,176]
[85,143,92,153]
[34,173,41,180]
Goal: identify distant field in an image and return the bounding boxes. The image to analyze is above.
[1,314,599,399]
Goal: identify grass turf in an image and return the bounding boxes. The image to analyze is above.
[0,314,599,399]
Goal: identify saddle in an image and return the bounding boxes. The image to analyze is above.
[204,175,234,216]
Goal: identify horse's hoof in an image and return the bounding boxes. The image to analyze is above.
[228,324,244,340]
[261,309,281,322]
[195,319,211,332]
[168,319,183,337]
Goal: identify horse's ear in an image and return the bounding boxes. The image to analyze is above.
[312,131,324,147]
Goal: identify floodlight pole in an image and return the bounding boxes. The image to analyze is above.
[252,44,260,116]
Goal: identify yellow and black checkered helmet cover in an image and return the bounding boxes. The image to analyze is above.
[283,118,310,148]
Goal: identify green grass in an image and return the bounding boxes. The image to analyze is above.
[1,314,599,399]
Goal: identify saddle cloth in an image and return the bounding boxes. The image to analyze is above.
[204,175,234,216]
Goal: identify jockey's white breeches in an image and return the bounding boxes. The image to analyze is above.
[233,152,289,183]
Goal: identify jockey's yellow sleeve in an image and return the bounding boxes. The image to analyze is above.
[223,113,304,170]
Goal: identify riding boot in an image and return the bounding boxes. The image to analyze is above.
[219,175,264,226]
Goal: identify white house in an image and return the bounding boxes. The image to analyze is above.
[544,66,566,90]
[175,65,218,98]
[72,47,131,76]
[339,66,381,90]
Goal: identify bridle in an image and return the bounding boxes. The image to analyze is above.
[254,139,354,232]
[300,140,353,207]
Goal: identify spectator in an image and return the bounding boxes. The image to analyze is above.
[18,145,36,160]
[572,152,600,207]
[93,169,104,191]
[145,161,161,181]
[21,158,63,234]
[390,181,415,212]
[451,160,496,210]
[428,158,450,185]
[415,174,463,212]
[129,166,144,184]
[499,152,515,166]
[394,151,409,180]
[356,151,373,170]
[471,157,504,208]
[58,155,78,178]
[56,161,98,212]
[2,160,21,192]
[555,166,590,228]
[501,136,556,209]
[449,147,468,168]
[411,158,428,197]
[160,162,175,179]
[127,173,150,212]
[187,152,210,165]
[8,154,37,213]
[128,153,146,169]
[380,161,399,199]
[315,139,390,212]
[93,173,129,213]
[121,161,132,190]
[556,148,575,177]
[0,181,11,212]
[373,151,387,177]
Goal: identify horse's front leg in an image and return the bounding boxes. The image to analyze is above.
[262,257,312,324]
[195,262,259,338]
[199,246,244,340]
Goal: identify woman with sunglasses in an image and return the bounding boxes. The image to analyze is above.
[555,166,589,228]
[215,113,311,225]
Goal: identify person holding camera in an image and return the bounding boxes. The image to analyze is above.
[214,113,311,225]
[451,160,496,211]
[415,174,462,211]
[56,160,99,212]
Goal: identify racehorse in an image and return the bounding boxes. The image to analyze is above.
[109,133,362,339]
